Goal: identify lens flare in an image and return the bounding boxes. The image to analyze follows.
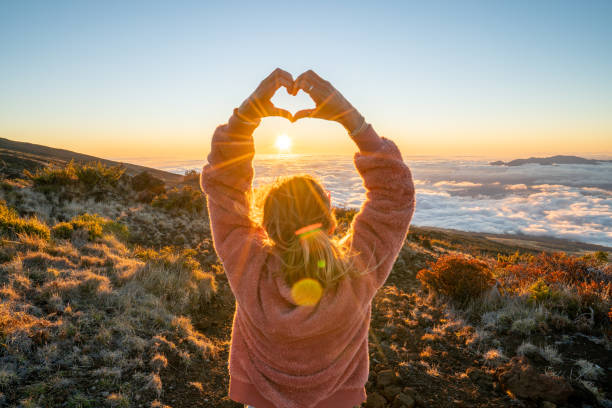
[291,278,323,306]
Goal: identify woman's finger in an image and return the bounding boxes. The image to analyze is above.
[292,70,322,95]
[274,68,293,82]
[267,106,293,121]
[260,68,294,97]
[305,70,337,96]
[273,69,294,92]
[295,79,327,102]
[292,109,316,122]
[291,76,313,96]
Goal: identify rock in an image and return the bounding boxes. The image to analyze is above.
[382,385,402,401]
[498,357,573,404]
[366,392,387,408]
[393,392,415,408]
[402,387,423,406]
[466,367,493,390]
[377,369,397,387]
[383,326,395,337]
[521,348,547,366]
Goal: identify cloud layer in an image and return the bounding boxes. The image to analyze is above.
[158,156,612,247]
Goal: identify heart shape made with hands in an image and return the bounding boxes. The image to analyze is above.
[270,87,317,118]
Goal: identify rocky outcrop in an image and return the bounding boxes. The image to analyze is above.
[497,357,573,404]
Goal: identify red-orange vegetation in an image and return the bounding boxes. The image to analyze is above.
[417,254,494,304]
[496,251,611,322]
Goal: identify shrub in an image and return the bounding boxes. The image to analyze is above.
[101,220,130,242]
[495,251,611,326]
[417,254,494,304]
[0,201,50,240]
[25,160,124,192]
[183,169,200,183]
[68,214,129,242]
[151,186,205,213]
[51,222,74,239]
[594,251,609,263]
[72,214,105,240]
[511,317,536,335]
[132,171,165,194]
[528,279,552,303]
[74,161,124,189]
[581,250,609,264]
[24,161,77,188]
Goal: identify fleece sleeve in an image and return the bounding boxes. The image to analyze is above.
[200,113,268,304]
[346,124,416,297]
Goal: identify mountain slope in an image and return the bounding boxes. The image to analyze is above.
[0,137,184,185]
[490,155,612,166]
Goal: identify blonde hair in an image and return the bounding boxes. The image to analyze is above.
[254,175,356,289]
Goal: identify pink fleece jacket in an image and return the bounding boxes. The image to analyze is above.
[200,112,415,408]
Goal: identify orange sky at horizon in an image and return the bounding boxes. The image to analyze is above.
[3,116,611,162]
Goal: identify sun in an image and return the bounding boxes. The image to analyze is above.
[275,134,292,152]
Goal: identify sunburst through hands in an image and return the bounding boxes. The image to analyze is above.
[275,134,292,153]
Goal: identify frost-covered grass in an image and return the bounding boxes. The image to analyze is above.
[0,203,218,406]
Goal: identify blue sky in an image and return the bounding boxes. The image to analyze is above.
[1,0,611,158]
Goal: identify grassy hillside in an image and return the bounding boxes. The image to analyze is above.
[0,157,610,407]
[0,137,184,185]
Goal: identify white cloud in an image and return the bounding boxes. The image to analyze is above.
[157,156,612,247]
[433,181,482,188]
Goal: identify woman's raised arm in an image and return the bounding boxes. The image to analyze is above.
[200,68,294,301]
[292,70,416,296]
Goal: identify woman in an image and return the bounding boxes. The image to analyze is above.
[200,68,415,408]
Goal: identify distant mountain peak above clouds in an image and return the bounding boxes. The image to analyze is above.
[490,155,612,166]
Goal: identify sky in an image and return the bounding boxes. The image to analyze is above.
[1,0,611,159]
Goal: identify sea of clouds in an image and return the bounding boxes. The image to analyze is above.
[137,156,612,247]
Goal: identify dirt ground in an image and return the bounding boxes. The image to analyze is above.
[160,266,517,408]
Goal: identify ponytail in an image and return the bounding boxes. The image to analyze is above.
[280,224,352,289]
[255,175,357,292]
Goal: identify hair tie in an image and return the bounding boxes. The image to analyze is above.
[294,223,322,239]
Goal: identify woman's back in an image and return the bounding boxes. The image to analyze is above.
[200,69,415,408]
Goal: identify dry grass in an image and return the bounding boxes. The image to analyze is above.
[483,348,507,367]
[0,200,49,240]
[575,359,605,380]
[538,345,563,364]
[516,341,538,357]
[0,203,218,406]
[133,247,217,314]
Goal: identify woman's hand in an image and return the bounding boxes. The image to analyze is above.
[290,70,364,133]
[236,68,294,122]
